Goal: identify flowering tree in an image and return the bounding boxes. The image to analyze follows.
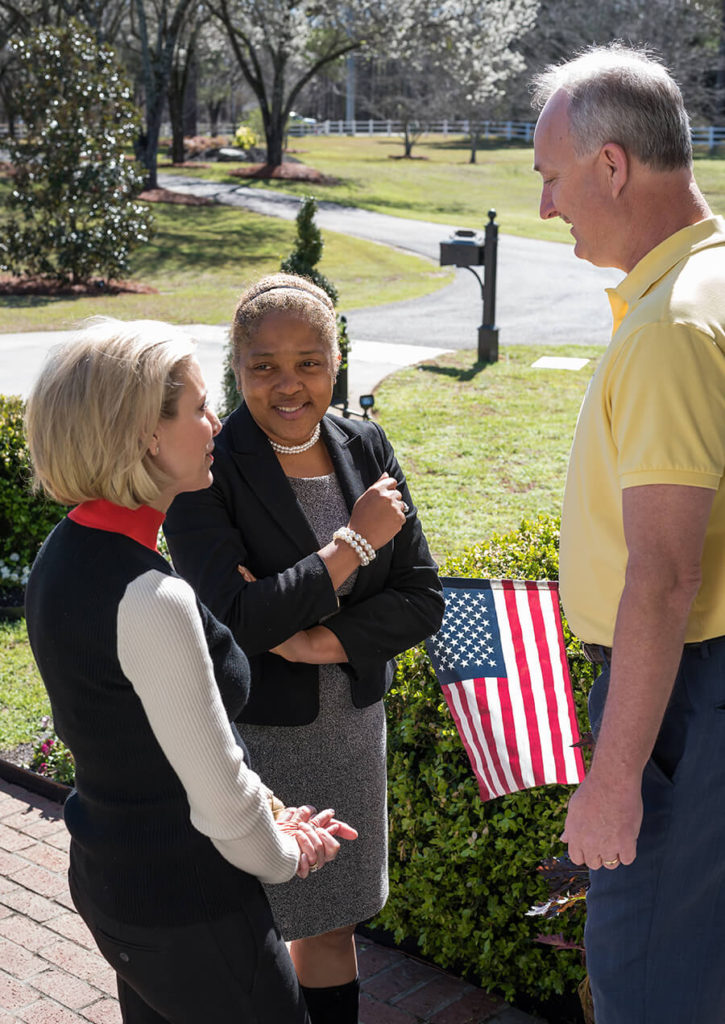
[376,0,539,160]
[0,21,153,285]
[207,0,392,166]
[445,0,540,163]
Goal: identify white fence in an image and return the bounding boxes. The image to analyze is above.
[288,118,725,147]
[690,124,725,147]
[3,119,725,148]
[287,118,536,140]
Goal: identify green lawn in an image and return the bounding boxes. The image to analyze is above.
[6,137,724,334]
[373,343,599,560]
[0,618,47,754]
[0,342,599,751]
[164,136,725,243]
[0,181,452,333]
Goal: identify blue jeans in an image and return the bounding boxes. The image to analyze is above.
[585,638,725,1024]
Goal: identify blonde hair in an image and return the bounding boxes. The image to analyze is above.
[25,317,196,508]
[231,273,339,381]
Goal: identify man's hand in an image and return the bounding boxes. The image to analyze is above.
[561,771,643,869]
[562,483,714,871]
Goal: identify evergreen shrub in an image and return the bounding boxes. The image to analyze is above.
[1,21,153,285]
[377,513,595,1002]
[0,396,65,565]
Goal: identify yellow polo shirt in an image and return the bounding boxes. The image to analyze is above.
[559,217,725,644]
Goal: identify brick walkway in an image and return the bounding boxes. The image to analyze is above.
[0,777,544,1023]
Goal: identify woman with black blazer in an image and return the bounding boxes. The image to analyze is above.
[165,273,444,1024]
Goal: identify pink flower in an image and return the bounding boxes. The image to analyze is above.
[41,743,49,754]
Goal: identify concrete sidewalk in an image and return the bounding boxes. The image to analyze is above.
[0,777,545,1023]
[0,328,453,416]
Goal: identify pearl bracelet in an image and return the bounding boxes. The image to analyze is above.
[333,526,377,566]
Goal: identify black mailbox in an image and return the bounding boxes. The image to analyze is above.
[439,210,499,363]
[439,228,485,267]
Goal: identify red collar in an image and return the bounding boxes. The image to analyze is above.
[68,500,165,552]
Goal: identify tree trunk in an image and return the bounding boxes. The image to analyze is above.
[403,122,413,157]
[469,127,479,164]
[168,71,186,163]
[183,54,197,137]
[208,99,223,138]
[143,101,163,189]
[265,117,284,166]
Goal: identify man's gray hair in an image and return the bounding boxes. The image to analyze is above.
[531,43,692,171]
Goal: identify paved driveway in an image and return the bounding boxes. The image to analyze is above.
[1,175,618,407]
[158,173,621,349]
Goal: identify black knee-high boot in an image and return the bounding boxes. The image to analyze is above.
[300,977,359,1024]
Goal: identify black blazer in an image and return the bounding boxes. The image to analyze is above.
[165,404,444,725]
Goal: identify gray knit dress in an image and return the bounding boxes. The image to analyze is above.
[240,473,389,940]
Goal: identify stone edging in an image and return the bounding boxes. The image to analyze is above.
[0,755,70,803]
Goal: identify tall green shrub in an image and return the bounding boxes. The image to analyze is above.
[218,195,346,418]
[0,396,66,565]
[377,514,594,1002]
[1,21,153,285]
[280,196,339,303]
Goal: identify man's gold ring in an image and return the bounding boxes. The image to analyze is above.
[309,863,321,873]
[603,857,620,867]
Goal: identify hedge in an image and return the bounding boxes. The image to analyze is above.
[376,513,595,1002]
[0,395,66,565]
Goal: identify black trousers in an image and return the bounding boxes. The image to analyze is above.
[70,873,309,1024]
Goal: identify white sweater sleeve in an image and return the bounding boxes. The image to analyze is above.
[117,569,299,884]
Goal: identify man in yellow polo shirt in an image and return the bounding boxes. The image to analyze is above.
[533,45,725,1023]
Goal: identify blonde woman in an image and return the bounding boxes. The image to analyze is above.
[165,274,444,1024]
[24,318,355,1024]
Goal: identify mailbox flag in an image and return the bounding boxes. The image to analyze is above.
[425,578,586,802]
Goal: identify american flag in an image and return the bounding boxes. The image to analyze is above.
[425,578,586,802]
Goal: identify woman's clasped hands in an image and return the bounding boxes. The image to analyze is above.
[276,805,358,879]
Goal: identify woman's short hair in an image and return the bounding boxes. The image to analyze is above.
[531,43,692,171]
[231,273,339,380]
[25,317,196,508]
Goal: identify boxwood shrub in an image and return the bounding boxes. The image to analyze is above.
[377,513,595,1002]
[0,395,66,565]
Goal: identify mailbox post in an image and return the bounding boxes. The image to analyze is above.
[439,209,499,363]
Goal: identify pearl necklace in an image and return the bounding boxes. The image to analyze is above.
[267,422,321,455]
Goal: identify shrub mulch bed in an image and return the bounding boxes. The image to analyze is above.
[227,162,338,184]
[138,186,214,206]
[0,276,158,296]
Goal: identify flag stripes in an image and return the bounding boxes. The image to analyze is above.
[426,578,586,802]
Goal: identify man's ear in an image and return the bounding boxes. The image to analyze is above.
[600,141,629,199]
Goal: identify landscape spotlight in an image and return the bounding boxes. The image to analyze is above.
[359,394,375,419]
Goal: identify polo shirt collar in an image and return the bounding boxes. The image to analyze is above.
[606,216,725,334]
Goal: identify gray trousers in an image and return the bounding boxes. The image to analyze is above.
[585,638,725,1024]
